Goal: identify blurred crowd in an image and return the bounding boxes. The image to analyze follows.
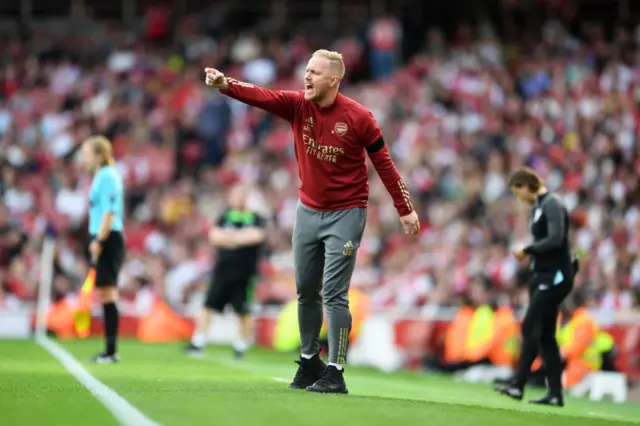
[1,7,640,324]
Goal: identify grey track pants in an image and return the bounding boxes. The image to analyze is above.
[293,201,367,364]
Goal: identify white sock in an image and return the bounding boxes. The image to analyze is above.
[191,332,205,348]
[329,362,343,371]
[301,353,315,359]
[233,340,248,352]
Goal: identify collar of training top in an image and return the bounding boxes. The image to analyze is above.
[315,92,342,112]
[534,191,549,207]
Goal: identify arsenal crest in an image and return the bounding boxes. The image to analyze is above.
[334,122,348,136]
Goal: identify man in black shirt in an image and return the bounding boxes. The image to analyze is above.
[495,168,576,407]
[185,183,266,359]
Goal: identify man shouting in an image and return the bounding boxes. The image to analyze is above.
[204,49,419,394]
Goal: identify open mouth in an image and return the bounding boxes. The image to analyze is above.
[305,83,313,90]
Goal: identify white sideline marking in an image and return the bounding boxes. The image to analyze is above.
[272,377,289,383]
[37,336,160,426]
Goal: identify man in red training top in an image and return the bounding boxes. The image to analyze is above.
[204,49,420,394]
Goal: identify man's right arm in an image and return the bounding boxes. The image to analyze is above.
[209,227,237,248]
[233,227,266,246]
[218,78,300,122]
[209,213,236,248]
[209,213,267,248]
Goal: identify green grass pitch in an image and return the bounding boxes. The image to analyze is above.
[0,339,638,426]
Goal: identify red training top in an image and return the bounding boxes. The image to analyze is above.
[220,78,413,216]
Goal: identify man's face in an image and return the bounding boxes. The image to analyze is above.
[510,185,536,205]
[469,281,488,306]
[303,56,338,102]
[228,184,248,210]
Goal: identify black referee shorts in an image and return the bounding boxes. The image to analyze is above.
[205,274,254,315]
[93,232,125,288]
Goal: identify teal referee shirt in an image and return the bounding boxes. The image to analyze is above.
[89,165,124,236]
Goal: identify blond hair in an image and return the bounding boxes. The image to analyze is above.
[312,49,345,79]
[84,135,115,167]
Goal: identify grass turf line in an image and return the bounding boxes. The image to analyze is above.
[2,339,639,426]
[0,340,116,426]
[60,340,640,426]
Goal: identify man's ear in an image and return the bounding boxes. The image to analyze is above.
[330,76,340,88]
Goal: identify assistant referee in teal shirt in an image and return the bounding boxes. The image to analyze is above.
[82,136,125,364]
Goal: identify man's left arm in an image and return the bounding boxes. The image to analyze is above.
[234,228,266,246]
[359,111,413,217]
[232,215,267,247]
[209,212,237,248]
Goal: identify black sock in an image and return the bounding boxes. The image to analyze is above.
[103,302,119,356]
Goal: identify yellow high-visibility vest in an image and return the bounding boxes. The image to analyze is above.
[464,305,495,361]
[558,310,612,371]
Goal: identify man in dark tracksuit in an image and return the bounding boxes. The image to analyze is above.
[496,168,576,407]
[185,184,266,359]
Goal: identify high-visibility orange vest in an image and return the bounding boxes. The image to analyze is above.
[47,299,76,340]
[444,306,474,363]
[489,306,520,366]
[558,308,599,370]
[559,308,616,387]
[137,299,194,343]
[464,305,495,362]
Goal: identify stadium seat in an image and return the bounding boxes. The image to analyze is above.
[570,372,628,403]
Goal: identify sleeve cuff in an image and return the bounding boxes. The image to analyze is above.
[523,245,534,255]
[397,205,413,217]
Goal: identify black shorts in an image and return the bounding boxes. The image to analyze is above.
[94,232,125,288]
[205,274,254,315]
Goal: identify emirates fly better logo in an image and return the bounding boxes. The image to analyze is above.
[303,117,345,163]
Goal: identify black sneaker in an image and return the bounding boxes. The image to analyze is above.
[91,352,119,364]
[233,348,245,360]
[289,354,326,390]
[494,382,523,401]
[184,343,205,359]
[306,365,348,394]
[529,393,564,407]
